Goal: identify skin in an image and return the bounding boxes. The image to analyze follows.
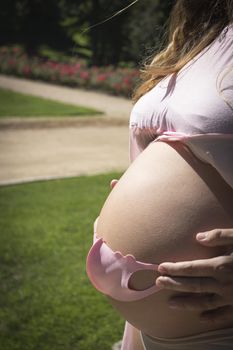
[96,141,233,339]
[156,229,233,324]
[109,181,233,326]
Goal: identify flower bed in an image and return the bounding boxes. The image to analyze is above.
[0,46,140,98]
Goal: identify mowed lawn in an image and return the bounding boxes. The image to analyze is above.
[0,173,124,350]
[0,88,103,117]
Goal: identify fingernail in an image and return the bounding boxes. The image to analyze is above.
[196,232,208,241]
[156,279,164,287]
[158,265,168,274]
[156,277,167,287]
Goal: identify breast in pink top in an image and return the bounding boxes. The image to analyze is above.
[130,24,233,189]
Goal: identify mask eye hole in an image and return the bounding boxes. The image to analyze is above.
[128,270,159,291]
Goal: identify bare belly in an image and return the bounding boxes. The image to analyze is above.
[96,141,233,338]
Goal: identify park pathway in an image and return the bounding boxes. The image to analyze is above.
[0,75,132,186]
[0,75,132,119]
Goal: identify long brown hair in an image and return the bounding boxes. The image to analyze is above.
[133,0,233,103]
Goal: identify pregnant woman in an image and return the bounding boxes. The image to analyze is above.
[87,0,233,349]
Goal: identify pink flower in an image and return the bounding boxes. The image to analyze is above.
[8,59,16,66]
[0,47,8,54]
[97,74,107,82]
[114,83,121,90]
[0,45,140,97]
[80,71,89,80]
[12,47,21,54]
[123,77,130,85]
[48,61,58,69]
[73,63,81,70]
[23,66,31,75]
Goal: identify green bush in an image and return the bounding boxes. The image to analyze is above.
[0,46,140,98]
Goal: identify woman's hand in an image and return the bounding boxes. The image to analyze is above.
[110,179,118,190]
[156,229,233,324]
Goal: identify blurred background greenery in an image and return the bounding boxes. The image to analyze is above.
[0,2,174,349]
[0,0,172,66]
[0,0,173,98]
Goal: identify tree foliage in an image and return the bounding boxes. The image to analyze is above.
[0,0,173,66]
[0,0,71,54]
[123,0,173,64]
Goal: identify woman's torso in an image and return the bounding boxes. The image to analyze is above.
[91,24,233,339]
[96,140,233,338]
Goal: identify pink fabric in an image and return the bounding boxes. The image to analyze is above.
[86,24,233,350]
[121,322,140,350]
[86,217,161,302]
[158,132,233,188]
[123,24,233,349]
[141,327,233,349]
[129,25,233,191]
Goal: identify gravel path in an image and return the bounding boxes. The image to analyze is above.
[0,77,126,348]
[0,75,132,119]
[0,75,131,185]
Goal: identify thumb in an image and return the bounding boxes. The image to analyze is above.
[196,229,233,247]
[110,179,118,190]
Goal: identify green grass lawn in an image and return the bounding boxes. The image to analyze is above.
[0,173,124,350]
[0,88,103,117]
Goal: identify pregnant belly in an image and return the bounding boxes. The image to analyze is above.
[96,141,233,338]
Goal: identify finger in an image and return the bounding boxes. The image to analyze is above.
[200,305,233,324]
[158,255,233,278]
[110,179,118,190]
[168,293,223,311]
[196,229,233,247]
[156,276,219,294]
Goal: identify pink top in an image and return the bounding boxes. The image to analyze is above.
[130,25,233,188]
[86,24,233,302]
